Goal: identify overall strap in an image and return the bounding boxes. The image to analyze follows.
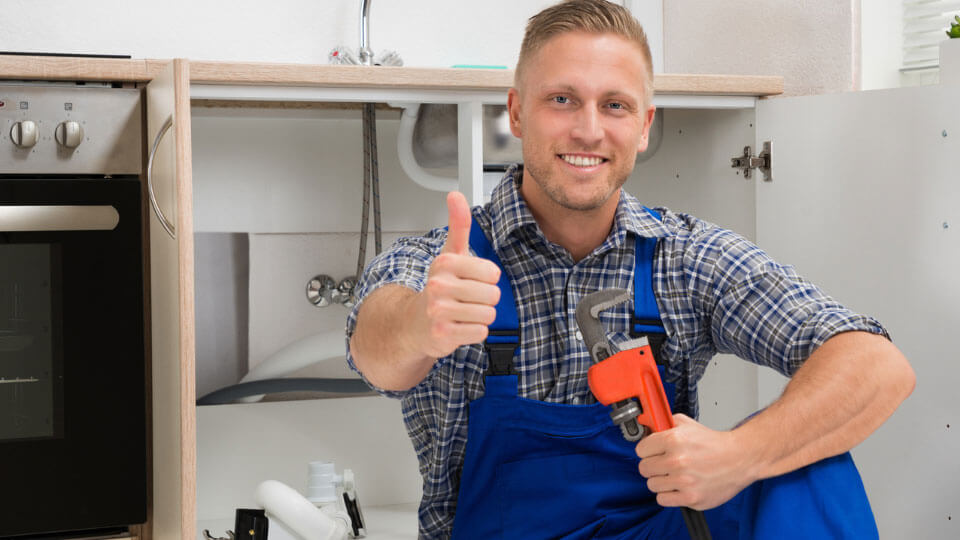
[468,216,519,376]
[468,210,668,375]
[633,207,668,365]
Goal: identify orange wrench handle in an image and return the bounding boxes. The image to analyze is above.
[587,345,675,434]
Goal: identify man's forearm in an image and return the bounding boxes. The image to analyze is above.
[350,284,437,392]
[734,331,915,481]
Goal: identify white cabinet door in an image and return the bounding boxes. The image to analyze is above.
[146,59,197,540]
[756,84,959,538]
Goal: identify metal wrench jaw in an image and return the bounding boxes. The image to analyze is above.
[576,289,648,441]
[575,288,632,363]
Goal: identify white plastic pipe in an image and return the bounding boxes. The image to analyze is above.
[396,104,459,192]
[256,480,348,540]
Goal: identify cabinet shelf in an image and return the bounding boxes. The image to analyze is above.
[0,56,783,109]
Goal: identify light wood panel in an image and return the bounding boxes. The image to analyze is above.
[145,59,196,540]
[0,55,167,82]
[174,57,198,540]
[0,56,783,98]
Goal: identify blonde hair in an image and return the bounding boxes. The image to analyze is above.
[515,0,654,102]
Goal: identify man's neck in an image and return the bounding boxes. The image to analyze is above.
[521,184,620,263]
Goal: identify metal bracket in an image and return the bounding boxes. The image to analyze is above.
[731,141,772,182]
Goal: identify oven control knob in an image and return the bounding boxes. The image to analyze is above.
[10,120,39,148]
[55,121,84,148]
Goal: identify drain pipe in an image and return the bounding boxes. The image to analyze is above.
[396,104,459,192]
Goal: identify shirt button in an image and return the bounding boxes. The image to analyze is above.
[575,330,583,341]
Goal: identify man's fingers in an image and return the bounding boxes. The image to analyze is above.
[442,191,472,255]
[430,301,498,327]
[635,430,669,460]
[432,253,501,285]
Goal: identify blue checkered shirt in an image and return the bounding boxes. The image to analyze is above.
[345,164,888,539]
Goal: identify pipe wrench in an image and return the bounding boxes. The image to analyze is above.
[576,289,712,540]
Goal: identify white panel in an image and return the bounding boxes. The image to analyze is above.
[191,109,447,234]
[246,232,407,377]
[757,84,959,538]
[457,101,484,205]
[624,0,664,73]
[196,396,422,522]
[625,108,761,430]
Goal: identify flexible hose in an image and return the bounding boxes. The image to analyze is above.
[357,103,383,281]
[366,103,383,254]
[357,106,372,280]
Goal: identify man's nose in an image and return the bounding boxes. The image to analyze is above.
[570,105,603,146]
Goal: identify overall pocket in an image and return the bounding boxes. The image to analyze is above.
[495,451,653,539]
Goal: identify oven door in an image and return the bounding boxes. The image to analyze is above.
[0,178,146,537]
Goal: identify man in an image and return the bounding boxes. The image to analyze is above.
[347,1,915,538]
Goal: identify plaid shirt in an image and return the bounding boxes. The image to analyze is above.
[345,164,887,539]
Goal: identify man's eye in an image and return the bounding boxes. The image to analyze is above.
[553,96,569,104]
[608,102,624,110]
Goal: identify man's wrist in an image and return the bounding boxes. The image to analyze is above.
[730,418,775,483]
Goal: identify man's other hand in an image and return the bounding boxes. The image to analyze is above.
[635,414,758,511]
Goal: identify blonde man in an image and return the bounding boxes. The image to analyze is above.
[348,1,913,538]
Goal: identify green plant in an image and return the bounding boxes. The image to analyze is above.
[948,15,960,38]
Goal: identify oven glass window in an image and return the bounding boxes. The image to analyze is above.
[0,244,63,441]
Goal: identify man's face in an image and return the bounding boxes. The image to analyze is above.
[508,31,655,214]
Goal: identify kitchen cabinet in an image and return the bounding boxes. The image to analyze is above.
[5,52,955,539]
[0,55,780,538]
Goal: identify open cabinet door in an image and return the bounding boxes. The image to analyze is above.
[145,59,196,540]
[755,82,959,536]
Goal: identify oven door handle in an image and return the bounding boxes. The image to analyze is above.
[0,205,120,231]
[147,115,176,239]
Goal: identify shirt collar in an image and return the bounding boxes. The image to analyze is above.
[485,164,671,255]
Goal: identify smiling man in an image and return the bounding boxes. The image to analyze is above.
[346,1,914,539]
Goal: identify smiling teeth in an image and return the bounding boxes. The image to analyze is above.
[561,155,603,167]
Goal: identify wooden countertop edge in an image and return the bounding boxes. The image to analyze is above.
[0,56,784,97]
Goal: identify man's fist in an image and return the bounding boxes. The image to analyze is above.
[413,192,503,359]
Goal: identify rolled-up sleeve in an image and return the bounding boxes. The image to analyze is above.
[344,228,447,397]
[683,226,889,377]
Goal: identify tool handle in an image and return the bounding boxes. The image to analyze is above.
[588,345,713,540]
[682,507,713,540]
[587,344,674,434]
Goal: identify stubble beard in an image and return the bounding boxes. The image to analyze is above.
[524,158,629,213]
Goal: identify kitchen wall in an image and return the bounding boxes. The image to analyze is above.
[663,0,860,96]
[6,0,864,95]
[3,0,560,68]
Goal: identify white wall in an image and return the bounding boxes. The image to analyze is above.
[861,0,904,90]
[663,0,860,96]
[1,0,592,68]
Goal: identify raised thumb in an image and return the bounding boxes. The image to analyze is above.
[441,191,471,255]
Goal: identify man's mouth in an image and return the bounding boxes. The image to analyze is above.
[559,154,607,167]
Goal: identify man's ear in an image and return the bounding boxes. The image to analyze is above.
[507,88,522,138]
[637,105,656,153]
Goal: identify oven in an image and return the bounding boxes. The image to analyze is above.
[0,84,147,538]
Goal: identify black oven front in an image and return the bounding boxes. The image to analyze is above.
[1,84,147,538]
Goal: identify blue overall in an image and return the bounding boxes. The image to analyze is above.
[449,215,879,540]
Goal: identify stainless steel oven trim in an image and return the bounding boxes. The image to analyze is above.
[0,205,120,231]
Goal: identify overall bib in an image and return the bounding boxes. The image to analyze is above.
[449,215,878,540]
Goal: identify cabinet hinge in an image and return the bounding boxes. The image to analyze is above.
[731,141,772,182]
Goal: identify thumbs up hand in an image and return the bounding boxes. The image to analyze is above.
[412,192,502,360]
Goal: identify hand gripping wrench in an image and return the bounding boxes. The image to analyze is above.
[576,289,712,540]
